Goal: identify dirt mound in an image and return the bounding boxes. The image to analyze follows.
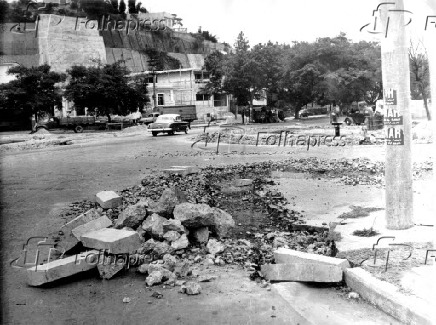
[33,128,51,134]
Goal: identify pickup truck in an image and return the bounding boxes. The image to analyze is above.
[34,116,104,133]
[158,105,197,128]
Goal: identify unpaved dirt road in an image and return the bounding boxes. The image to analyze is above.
[0,126,418,324]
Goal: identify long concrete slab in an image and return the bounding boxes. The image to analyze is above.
[344,267,435,325]
[272,282,402,325]
[261,263,343,283]
[274,248,350,270]
[27,250,99,286]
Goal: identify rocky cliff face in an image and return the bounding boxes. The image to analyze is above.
[1,15,229,73]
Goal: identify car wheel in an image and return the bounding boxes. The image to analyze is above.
[152,132,158,137]
[168,131,175,135]
[74,125,84,133]
[344,118,352,126]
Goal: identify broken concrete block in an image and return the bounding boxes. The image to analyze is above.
[173,203,216,227]
[206,239,225,256]
[142,213,167,238]
[146,271,163,286]
[137,239,157,254]
[147,187,187,218]
[56,209,101,253]
[163,230,181,242]
[162,219,186,233]
[80,228,141,254]
[96,191,122,209]
[171,234,189,250]
[27,250,99,286]
[261,263,343,283]
[210,208,235,238]
[72,216,112,240]
[153,241,173,257]
[97,256,125,279]
[115,200,148,229]
[274,248,350,270]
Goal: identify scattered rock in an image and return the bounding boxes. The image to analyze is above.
[153,241,173,257]
[142,213,167,238]
[207,239,225,255]
[151,291,163,299]
[174,203,216,227]
[137,239,157,254]
[163,231,181,242]
[147,187,187,218]
[210,208,235,238]
[171,234,189,250]
[146,271,163,286]
[162,219,186,233]
[180,281,201,295]
[162,254,177,272]
[122,297,130,303]
[348,292,360,299]
[115,200,148,229]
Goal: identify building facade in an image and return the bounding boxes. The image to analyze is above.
[138,68,230,119]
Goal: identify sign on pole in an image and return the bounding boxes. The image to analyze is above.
[379,0,414,229]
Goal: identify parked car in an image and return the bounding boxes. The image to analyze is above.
[299,108,315,117]
[344,107,372,125]
[139,112,160,125]
[148,114,189,136]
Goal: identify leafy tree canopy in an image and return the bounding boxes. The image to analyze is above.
[64,61,149,121]
[0,64,66,122]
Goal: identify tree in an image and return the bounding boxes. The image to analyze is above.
[118,0,126,15]
[128,0,136,14]
[110,0,118,13]
[0,0,9,24]
[64,61,149,121]
[409,40,431,120]
[281,41,324,118]
[0,64,66,124]
[79,0,113,19]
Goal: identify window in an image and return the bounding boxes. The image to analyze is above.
[194,72,210,83]
[214,94,227,107]
[196,94,210,101]
[146,75,157,83]
[157,94,164,106]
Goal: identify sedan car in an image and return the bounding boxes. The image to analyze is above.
[148,114,189,136]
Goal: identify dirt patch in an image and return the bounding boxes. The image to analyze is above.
[337,242,434,294]
[352,228,380,237]
[339,206,384,219]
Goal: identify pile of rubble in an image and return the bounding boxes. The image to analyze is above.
[32,187,237,294]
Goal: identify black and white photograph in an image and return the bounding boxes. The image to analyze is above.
[0,0,435,324]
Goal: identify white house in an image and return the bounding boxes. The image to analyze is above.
[134,67,231,119]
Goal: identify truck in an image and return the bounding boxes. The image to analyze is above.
[158,105,197,127]
[34,116,105,133]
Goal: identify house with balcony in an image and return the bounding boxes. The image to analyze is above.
[134,66,231,120]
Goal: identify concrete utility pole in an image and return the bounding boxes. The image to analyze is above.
[422,0,436,247]
[380,0,414,229]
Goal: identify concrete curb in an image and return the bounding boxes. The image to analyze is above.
[344,267,435,325]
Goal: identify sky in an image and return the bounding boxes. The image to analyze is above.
[143,0,434,46]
